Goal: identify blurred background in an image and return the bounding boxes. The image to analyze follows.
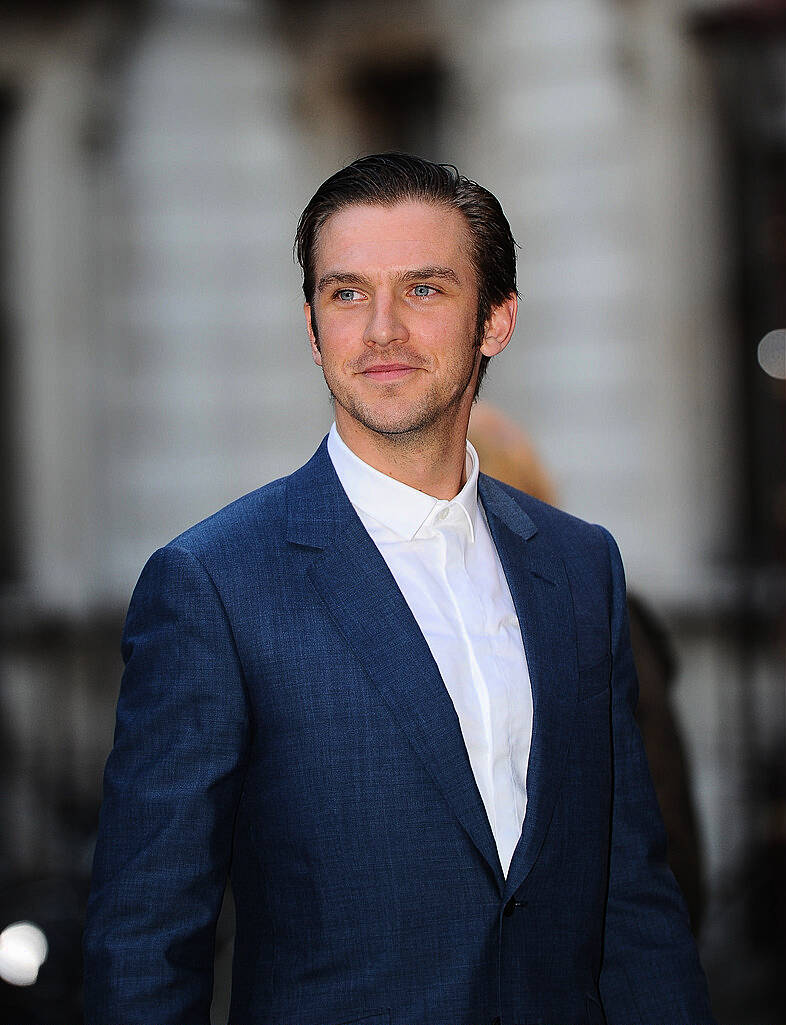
[0,0,783,1020]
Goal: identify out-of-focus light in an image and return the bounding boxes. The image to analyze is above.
[758,329,786,379]
[0,921,48,986]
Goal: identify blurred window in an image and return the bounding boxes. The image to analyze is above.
[692,9,786,569]
[345,56,446,156]
[274,0,448,159]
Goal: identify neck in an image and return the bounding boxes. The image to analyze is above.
[335,415,470,500]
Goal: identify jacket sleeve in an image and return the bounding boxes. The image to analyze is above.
[597,527,716,1025]
[83,544,250,1024]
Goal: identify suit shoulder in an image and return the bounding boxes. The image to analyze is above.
[162,472,291,564]
[135,439,332,584]
[483,475,608,547]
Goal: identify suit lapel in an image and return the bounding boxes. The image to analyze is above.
[288,441,504,891]
[479,476,579,898]
[287,444,579,898]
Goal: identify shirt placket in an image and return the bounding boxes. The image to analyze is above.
[438,510,499,843]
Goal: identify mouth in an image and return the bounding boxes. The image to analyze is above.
[360,363,420,382]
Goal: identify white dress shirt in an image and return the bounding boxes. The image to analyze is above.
[327,424,533,875]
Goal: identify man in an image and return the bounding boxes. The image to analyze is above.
[84,153,716,1024]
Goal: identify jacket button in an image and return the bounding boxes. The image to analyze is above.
[491,1018,501,1025]
[503,897,516,917]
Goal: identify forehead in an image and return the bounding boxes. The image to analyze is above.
[314,200,474,280]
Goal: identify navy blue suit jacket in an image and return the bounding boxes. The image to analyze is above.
[84,438,715,1025]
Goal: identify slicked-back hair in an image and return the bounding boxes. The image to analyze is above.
[295,152,518,394]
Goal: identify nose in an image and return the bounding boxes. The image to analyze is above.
[362,293,409,347]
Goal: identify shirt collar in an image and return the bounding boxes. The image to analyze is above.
[327,423,479,542]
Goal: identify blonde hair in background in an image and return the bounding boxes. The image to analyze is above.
[468,403,557,506]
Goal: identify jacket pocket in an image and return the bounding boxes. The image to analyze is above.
[577,656,611,701]
[585,992,607,1024]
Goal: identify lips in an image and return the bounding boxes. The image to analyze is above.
[360,363,420,381]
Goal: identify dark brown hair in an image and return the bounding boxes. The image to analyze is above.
[295,152,518,394]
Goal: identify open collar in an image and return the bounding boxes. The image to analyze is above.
[326,423,478,541]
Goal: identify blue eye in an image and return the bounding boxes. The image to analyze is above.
[412,284,436,297]
[336,289,358,301]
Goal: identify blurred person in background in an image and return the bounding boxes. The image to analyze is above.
[83,154,715,1024]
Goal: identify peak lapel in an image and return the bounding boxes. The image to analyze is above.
[289,443,504,891]
[479,477,579,898]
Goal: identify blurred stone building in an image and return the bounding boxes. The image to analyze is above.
[0,0,783,1020]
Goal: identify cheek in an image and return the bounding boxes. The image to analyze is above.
[426,315,479,363]
[312,320,356,367]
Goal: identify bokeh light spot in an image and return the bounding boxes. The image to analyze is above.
[0,921,49,987]
[757,329,786,379]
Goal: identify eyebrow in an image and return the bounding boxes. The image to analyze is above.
[316,265,461,293]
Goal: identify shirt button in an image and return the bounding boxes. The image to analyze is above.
[437,508,449,521]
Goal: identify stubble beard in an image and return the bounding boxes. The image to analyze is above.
[324,344,481,445]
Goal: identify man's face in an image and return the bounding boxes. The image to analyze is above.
[305,200,501,451]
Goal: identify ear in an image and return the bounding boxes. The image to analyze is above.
[305,302,322,365]
[479,292,517,357]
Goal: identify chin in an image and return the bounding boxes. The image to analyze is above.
[354,403,456,439]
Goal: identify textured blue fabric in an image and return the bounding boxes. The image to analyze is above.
[84,437,716,1025]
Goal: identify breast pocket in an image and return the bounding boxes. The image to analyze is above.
[577,656,610,701]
